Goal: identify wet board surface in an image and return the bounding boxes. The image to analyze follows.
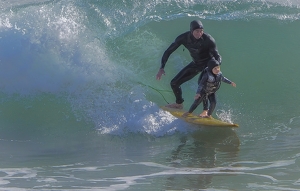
[161,106,239,127]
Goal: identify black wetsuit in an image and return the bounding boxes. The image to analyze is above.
[160,29,221,105]
[188,68,232,116]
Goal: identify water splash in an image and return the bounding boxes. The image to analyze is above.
[216,109,235,123]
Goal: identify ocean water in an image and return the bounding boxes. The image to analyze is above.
[1,0,300,190]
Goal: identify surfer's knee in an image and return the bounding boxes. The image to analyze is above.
[170,80,178,88]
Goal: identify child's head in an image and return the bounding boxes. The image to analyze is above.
[207,59,220,75]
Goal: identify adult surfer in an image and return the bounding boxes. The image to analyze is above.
[156,20,222,116]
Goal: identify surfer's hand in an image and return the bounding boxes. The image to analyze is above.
[156,68,165,80]
[231,82,236,87]
[194,94,201,100]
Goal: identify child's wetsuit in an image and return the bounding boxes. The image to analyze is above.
[188,68,232,116]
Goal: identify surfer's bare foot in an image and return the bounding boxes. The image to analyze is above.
[182,112,190,117]
[165,103,183,109]
[199,110,208,117]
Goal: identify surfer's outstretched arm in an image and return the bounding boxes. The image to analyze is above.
[156,68,165,80]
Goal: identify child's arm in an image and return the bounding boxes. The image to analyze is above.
[221,76,236,87]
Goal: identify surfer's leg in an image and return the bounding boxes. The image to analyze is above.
[207,93,217,116]
[188,96,204,114]
[200,97,208,117]
[170,63,199,104]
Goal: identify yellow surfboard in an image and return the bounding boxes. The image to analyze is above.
[161,106,239,127]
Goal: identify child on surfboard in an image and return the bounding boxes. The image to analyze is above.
[182,59,236,118]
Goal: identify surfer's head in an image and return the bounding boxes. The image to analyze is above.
[190,20,204,31]
[207,59,220,75]
[190,20,204,39]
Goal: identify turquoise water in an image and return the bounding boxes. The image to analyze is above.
[1,0,300,190]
